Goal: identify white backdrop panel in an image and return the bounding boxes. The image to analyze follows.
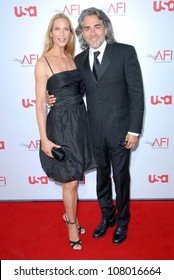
[0,0,174,201]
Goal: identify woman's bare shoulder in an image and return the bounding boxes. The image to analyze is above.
[34,56,49,79]
[36,56,47,66]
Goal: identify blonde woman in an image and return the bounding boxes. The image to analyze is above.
[34,13,96,251]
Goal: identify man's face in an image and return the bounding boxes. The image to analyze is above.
[82,15,106,49]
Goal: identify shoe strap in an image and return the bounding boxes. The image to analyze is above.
[70,239,81,248]
[63,213,76,225]
[68,220,76,225]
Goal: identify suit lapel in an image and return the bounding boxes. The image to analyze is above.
[98,44,112,80]
[82,49,96,82]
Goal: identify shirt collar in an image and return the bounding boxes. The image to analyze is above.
[89,40,107,57]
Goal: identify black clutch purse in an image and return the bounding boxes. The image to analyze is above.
[51,147,65,162]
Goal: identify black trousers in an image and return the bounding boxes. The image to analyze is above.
[93,134,131,227]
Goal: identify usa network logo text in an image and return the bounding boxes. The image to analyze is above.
[148,174,169,183]
[0,141,5,150]
[151,95,172,105]
[22,99,36,108]
[153,1,174,12]
[14,6,37,17]
[28,176,48,185]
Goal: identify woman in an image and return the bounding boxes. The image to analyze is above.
[34,13,96,250]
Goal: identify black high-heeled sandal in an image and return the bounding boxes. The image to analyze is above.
[66,220,82,250]
[63,213,86,234]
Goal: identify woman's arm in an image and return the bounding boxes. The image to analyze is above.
[34,58,59,157]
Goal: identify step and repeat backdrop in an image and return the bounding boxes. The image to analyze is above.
[0,0,174,201]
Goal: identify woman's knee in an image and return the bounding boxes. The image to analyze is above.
[63,180,78,191]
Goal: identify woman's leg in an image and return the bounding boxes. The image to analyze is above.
[62,180,82,250]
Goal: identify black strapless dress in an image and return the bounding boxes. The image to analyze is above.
[40,69,96,183]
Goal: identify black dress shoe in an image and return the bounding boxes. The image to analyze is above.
[93,216,116,238]
[112,225,127,244]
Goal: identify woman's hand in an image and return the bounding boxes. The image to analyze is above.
[41,139,60,158]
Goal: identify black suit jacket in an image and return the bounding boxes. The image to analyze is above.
[75,42,144,147]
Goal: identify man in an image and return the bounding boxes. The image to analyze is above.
[48,7,144,244]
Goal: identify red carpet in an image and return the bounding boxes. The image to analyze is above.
[0,200,174,260]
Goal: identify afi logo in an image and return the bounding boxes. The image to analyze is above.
[14,54,38,67]
[0,141,5,150]
[14,6,37,17]
[151,95,172,105]
[148,175,169,183]
[28,140,40,151]
[28,176,48,185]
[108,2,126,15]
[22,99,36,108]
[152,138,169,149]
[22,54,38,66]
[63,4,80,16]
[153,1,174,12]
[0,176,7,186]
[154,50,173,62]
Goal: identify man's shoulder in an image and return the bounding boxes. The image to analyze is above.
[75,49,88,59]
[112,42,135,50]
[74,49,88,67]
[109,42,136,57]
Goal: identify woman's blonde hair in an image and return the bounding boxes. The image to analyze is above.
[42,13,75,57]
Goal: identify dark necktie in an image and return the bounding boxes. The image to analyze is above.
[92,51,100,80]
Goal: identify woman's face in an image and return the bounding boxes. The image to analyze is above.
[50,18,71,47]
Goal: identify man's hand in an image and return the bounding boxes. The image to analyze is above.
[125,133,139,149]
[46,93,56,107]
